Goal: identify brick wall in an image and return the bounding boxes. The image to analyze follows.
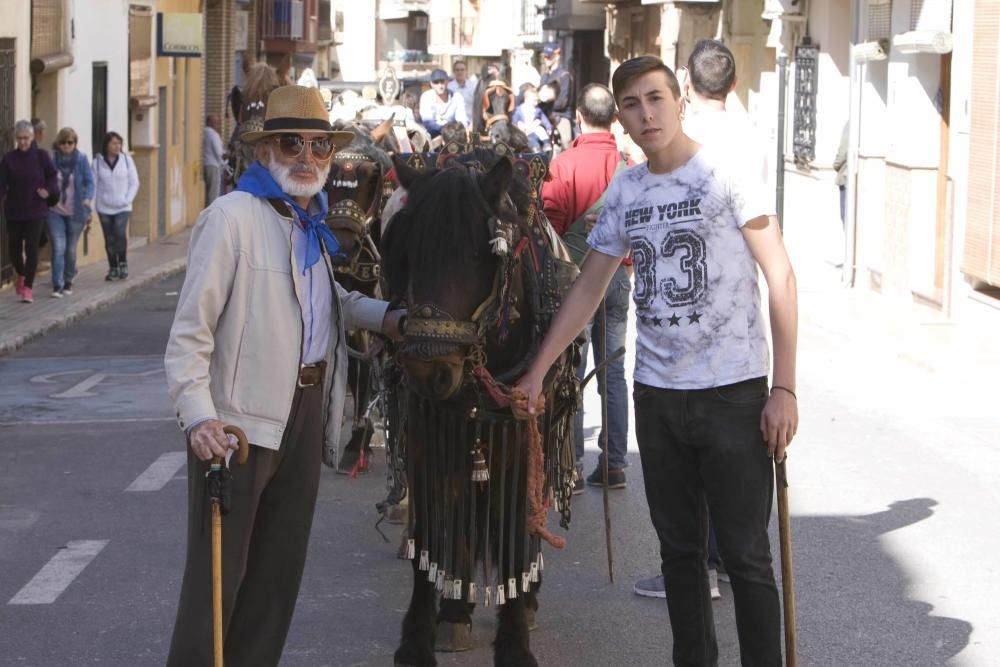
[205,1,236,141]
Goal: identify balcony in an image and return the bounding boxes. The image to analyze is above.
[543,0,607,30]
[261,0,318,56]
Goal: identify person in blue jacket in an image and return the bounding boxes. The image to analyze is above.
[46,126,95,297]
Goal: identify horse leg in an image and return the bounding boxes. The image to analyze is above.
[493,595,537,667]
[395,545,438,667]
[524,573,541,631]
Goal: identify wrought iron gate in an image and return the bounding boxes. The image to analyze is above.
[793,39,819,166]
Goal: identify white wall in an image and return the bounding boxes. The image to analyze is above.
[55,0,131,156]
[946,0,973,316]
[331,2,377,80]
[0,1,33,129]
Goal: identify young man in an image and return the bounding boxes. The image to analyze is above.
[420,68,469,136]
[513,56,798,666]
[542,83,631,492]
[164,86,403,666]
[634,39,768,602]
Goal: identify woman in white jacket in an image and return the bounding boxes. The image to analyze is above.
[92,131,139,280]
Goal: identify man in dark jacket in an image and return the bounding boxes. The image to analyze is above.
[541,83,631,491]
[539,43,574,152]
[0,119,58,303]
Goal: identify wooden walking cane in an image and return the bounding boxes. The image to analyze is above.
[775,458,798,667]
[598,299,614,583]
[210,425,249,667]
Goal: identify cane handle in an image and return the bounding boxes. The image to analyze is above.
[223,425,250,465]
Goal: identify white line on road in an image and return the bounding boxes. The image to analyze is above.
[125,452,187,492]
[8,540,109,605]
[0,416,174,427]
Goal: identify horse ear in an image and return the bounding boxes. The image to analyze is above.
[372,113,394,143]
[480,157,513,209]
[392,154,421,189]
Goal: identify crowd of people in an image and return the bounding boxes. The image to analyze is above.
[0,119,138,303]
[4,38,797,666]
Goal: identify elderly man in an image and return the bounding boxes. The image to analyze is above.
[164,85,403,666]
[202,114,225,206]
[420,68,469,136]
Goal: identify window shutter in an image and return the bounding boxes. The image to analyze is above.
[962,1,1000,286]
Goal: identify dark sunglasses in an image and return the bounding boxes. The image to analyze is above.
[272,133,334,161]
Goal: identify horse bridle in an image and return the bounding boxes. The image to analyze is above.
[401,165,522,363]
[326,151,385,278]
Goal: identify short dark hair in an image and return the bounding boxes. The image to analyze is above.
[453,60,467,69]
[101,131,124,159]
[611,56,681,104]
[687,40,736,101]
[576,83,616,129]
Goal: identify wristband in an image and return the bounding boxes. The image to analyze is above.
[770,385,796,400]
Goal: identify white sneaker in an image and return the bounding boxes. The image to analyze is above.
[51,290,64,299]
[709,568,721,600]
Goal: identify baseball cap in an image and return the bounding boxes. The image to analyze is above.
[430,68,449,82]
[542,43,559,57]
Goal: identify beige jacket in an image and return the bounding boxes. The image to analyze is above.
[164,191,388,459]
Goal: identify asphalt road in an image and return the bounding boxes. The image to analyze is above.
[0,272,994,665]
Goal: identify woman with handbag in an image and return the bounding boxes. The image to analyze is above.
[92,131,139,281]
[0,119,58,303]
[47,127,95,297]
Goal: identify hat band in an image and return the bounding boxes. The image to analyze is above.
[262,117,333,133]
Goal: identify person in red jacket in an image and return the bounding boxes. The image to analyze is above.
[542,83,632,491]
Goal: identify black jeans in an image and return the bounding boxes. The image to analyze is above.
[7,218,46,287]
[634,377,781,667]
[98,212,130,268]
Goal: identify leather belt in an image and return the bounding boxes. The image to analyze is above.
[298,361,326,388]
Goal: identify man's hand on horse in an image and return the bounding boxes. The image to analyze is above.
[189,419,240,461]
[510,372,546,420]
[381,309,407,341]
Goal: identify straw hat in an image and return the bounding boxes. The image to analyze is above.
[241,85,354,148]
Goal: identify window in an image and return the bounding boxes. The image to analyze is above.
[31,0,65,59]
[129,5,153,99]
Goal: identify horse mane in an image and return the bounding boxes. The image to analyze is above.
[243,63,280,107]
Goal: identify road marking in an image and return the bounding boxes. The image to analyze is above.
[0,416,175,427]
[8,540,109,605]
[126,452,187,492]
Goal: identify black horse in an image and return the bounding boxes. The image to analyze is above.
[382,150,579,667]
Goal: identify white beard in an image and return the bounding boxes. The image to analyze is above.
[266,147,331,199]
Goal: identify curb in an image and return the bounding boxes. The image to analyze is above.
[0,257,187,357]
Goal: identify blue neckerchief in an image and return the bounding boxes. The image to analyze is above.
[236,160,341,273]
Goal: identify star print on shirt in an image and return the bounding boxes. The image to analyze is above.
[687,311,702,324]
[667,313,681,327]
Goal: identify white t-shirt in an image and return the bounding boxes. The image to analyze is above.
[587,146,774,390]
[683,108,770,197]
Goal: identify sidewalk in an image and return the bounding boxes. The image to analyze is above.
[0,229,190,356]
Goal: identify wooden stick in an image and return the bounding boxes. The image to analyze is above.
[775,459,797,667]
[212,501,224,667]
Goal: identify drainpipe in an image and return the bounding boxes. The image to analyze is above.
[843,0,861,287]
[776,52,787,232]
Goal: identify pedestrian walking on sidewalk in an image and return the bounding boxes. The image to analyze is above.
[46,127,94,298]
[512,56,798,667]
[163,85,404,667]
[0,119,58,304]
[92,131,139,281]
[541,83,632,492]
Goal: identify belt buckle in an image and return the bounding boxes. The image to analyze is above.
[298,363,313,388]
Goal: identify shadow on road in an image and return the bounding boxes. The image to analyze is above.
[792,497,972,666]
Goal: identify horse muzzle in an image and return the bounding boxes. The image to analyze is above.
[402,355,466,401]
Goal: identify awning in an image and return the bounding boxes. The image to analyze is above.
[129,95,158,111]
[30,51,73,75]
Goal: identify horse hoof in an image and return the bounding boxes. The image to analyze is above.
[435,620,473,652]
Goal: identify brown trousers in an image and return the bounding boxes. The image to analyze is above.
[166,385,323,667]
